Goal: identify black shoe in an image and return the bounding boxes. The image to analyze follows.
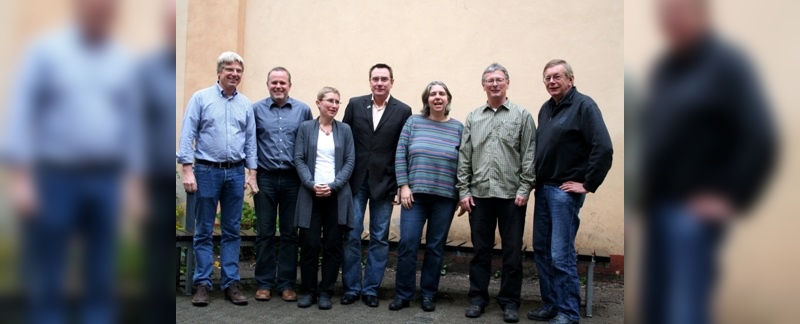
[420,296,435,312]
[503,304,519,323]
[527,306,558,321]
[388,298,410,310]
[341,294,359,305]
[297,294,316,308]
[363,295,379,307]
[464,304,485,318]
[318,294,332,310]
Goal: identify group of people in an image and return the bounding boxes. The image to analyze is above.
[178,53,613,324]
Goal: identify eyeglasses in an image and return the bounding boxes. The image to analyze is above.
[483,78,507,85]
[370,76,391,83]
[543,74,565,82]
[321,98,341,105]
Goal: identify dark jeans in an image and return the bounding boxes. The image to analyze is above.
[298,195,345,297]
[533,185,586,322]
[395,193,457,300]
[24,167,121,324]
[643,201,726,324]
[253,170,300,291]
[468,197,526,308]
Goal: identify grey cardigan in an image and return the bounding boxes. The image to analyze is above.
[293,118,356,229]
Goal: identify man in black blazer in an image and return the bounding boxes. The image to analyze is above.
[340,63,412,307]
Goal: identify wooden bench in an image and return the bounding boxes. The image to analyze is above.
[176,228,258,295]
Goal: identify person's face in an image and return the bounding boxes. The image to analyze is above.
[369,68,393,97]
[658,0,707,51]
[543,64,574,101]
[316,93,341,119]
[267,71,292,103]
[482,70,509,100]
[217,61,243,91]
[427,85,449,115]
[76,0,117,38]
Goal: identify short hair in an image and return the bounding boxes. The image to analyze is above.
[481,62,509,82]
[543,59,574,79]
[216,51,244,74]
[316,86,340,101]
[369,63,394,80]
[421,81,453,117]
[267,66,292,83]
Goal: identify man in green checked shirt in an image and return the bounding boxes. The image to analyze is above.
[456,62,537,323]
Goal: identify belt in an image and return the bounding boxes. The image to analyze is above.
[196,159,244,169]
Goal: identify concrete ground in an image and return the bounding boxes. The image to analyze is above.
[176,266,623,324]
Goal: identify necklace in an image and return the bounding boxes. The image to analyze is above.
[319,124,332,136]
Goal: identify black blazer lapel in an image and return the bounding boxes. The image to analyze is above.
[364,97,375,133]
[374,100,397,133]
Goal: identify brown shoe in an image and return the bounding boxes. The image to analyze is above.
[224,282,248,305]
[281,289,298,302]
[255,289,272,301]
[191,284,210,306]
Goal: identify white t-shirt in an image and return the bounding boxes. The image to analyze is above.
[314,129,336,184]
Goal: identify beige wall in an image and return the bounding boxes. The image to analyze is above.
[177,0,624,256]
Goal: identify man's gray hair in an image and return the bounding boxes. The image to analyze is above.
[216,51,244,73]
[481,62,509,82]
[543,59,574,79]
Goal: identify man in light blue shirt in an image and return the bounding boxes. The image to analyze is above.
[251,67,312,302]
[177,51,258,306]
[2,0,139,323]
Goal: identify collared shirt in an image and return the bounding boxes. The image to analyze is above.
[252,96,312,171]
[177,83,257,169]
[456,99,536,199]
[371,94,391,130]
[3,24,141,171]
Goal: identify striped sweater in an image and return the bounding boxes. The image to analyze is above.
[395,115,464,199]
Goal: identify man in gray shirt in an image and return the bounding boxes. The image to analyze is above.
[252,67,312,302]
[178,51,258,306]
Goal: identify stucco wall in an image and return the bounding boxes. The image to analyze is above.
[177,0,624,256]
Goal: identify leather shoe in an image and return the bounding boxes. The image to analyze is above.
[297,294,316,308]
[548,314,579,324]
[340,293,359,305]
[527,306,558,321]
[281,289,298,301]
[388,298,410,310]
[420,296,435,312]
[503,304,519,323]
[255,289,271,301]
[224,282,248,305]
[464,304,485,318]
[363,295,379,307]
[318,294,332,310]
[191,284,210,306]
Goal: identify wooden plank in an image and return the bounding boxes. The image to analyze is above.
[389,233,398,242]
[594,249,611,263]
[241,229,257,237]
[361,232,369,240]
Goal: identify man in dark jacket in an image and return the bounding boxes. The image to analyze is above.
[528,60,613,324]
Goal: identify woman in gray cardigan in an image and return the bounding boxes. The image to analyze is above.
[293,86,355,310]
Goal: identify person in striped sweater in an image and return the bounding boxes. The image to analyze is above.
[389,81,464,312]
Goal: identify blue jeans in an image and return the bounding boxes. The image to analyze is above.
[395,194,457,300]
[342,177,394,296]
[253,170,300,291]
[643,201,726,324]
[25,167,121,324]
[193,164,245,290]
[533,184,585,321]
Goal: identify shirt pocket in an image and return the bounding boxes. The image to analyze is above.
[500,120,521,147]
